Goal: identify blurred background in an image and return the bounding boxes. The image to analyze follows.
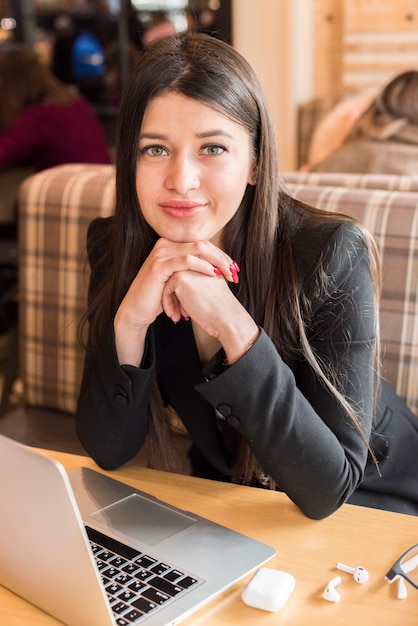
[1,1,417,170]
[0,0,232,156]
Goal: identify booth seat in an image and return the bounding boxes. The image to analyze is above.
[17,164,115,414]
[14,164,418,418]
[283,170,418,417]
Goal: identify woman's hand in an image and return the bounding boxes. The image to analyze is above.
[113,238,238,366]
[162,267,259,365]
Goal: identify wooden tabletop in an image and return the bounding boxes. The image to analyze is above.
[2,449,417,625]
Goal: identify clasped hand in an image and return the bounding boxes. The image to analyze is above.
[114,238,258,367]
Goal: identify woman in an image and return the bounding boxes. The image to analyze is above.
[76,33,380,520]
[0,44,111,170]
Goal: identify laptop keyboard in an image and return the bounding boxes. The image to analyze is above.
[86,526,202,624]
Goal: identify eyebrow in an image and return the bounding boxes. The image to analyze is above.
[139,129,236,141]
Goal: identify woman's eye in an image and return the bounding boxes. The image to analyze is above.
[202,144,225,156]
[140,145,167,157]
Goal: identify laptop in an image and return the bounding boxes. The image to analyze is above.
[0,435,275,625]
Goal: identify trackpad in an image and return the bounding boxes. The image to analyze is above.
[90,493,196,546]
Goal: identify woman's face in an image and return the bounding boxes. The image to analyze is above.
[136,92,257,247]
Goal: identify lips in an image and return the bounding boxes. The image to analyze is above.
[159,200,207,218]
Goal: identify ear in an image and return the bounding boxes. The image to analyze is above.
[248,164,259,186]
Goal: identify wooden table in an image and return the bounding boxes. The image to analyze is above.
[1,449,417,625]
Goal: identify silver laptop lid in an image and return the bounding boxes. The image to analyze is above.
[0,434,114,626]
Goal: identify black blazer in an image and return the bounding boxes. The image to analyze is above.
[76,216,418,518]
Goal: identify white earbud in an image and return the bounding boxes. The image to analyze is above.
[323,576,342,602]
[336,563,369,584]
[397,576,408,600]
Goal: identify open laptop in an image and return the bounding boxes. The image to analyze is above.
[0,435,275,625]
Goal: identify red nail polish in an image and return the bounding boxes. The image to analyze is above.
[232,270,239,284]
[229,263,239,283]
[213,266,221,275]
[232,260,240,272]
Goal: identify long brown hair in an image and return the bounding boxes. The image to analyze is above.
[0,44,75,129]
[83,33,381,481]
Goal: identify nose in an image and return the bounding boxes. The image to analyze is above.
[165,153,200,193]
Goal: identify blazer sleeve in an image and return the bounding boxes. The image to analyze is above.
[196,222,377,520]
[76,325,155,469]
[75,218,154,469]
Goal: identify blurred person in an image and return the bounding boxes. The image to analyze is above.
[304,70,418,174]
[0,44,111,171]
[51,8,109,104]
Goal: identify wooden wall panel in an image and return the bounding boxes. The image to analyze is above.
[314,0,418,100]
[346,0,418,31]
[314,0,344,102]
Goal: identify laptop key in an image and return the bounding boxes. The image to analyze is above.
[150,562,171,576]
[135,569,153,582]
[148,576,183,596]
[128,580,147,593]
[102,565,119,578]
[117,589,139,603]
[122,561,140,575]
[163,569,184,582]
[131,596,158,614]
[136,554,157,568]
[106,581,124,595]
[90,542,102,554]
[110,555,128,568]
[178,575,199,589]
[114,572,133,585]
[112,600,130,614]
[142,587,171,605]
[123,608,147,622]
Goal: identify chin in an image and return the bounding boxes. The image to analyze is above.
[166,230,215,244]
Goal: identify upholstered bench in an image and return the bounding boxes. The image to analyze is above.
[17,164,115,414]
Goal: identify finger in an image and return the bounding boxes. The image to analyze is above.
[161,289,182,323]
[155,254,224,282]
[185,240,240,284]
[180,304,190,322]
[156,239,239,283]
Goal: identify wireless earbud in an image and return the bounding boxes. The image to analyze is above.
[336,563,369,584]
[323,576,342,602]
[397,576,407,600]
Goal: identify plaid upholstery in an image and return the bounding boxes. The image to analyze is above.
[282,171,418,192]
[283,173,418,417]
[18,164,115,413]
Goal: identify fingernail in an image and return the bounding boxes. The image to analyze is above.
[213,266,221,275]
[181,314,190,321]
[232,260,240,272]
[229,263,240,283]
[231,270,239,283]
